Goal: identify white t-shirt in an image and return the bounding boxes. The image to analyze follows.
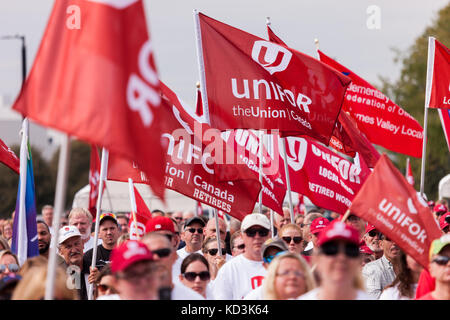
[97,294,121,300]
[379,284,417,300]
[212,254,266,300]
[176,247,203,260]
[298,288,373,300]
[243,285,264,300]
[304,241,314,252]
[171,281,205,300]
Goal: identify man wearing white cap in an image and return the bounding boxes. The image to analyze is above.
[57,225,87,299]
[212,213,271,300]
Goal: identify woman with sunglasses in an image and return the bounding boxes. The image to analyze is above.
[202,237,227,281]
[94,265,118,299]
[279,224,305,255]
[179,253,213,299]
[0,250,20,281]
[263,252,316,300]
[298,220,372,300]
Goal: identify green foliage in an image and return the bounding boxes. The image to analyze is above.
[381,3,450,200]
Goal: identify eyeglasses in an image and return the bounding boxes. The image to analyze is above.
[263,251,285,264]
[432,255,450,266]
[245,228,269,237]
[276,270,305,278]
[320,242,360,258]
[0,263,19,273]
[282,236,303,244]
[234,244,245,250]
[347,215,360,222]
[183,271,210,282]
[187,228,203,234]
[152,248,172,258]
[368,230,382,238]
[207,248,227,256]
[173,217,183,221]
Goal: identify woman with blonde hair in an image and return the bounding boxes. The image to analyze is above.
[263,251,315,300]
[12,264,78,300]
[298,220,371,300]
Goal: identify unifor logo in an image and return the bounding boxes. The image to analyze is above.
[283,137,307,172]
[251,41,292,75]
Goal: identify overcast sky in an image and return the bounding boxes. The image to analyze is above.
[0,0,448,109]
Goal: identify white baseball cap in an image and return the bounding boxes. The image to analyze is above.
[241,213,270,232]
[58,225,82,245]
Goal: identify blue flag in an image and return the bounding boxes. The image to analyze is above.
[11,126,39,265]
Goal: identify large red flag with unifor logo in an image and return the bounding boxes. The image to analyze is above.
[11,0,166,200]
[428,38,450,109]
[349,154,441,268]
[318,50,423,158]
[278,136,372,214]
[108,82,262,221]
[222,129,286,215]
[129,185,152,240]
[0,138,19,174]
[266,26,380,167]
[197,12,351,145]
[88,145,102,217]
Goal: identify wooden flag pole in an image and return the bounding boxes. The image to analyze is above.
[341,209,351,223]
[87,148,108,300]
[420,37,435,197]
[45,132,71,300]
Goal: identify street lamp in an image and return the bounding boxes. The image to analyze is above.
[1,34,27,88]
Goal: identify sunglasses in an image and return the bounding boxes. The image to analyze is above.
[0,263,19,273]
[320,242,360,258]
[263,251,284,264]
[432,255,450,266]
[187,228,203,234]
[174,217,183,221]
[183,271,210,282]
[207,248,227,256]
[282,236,303,244]
[152,248,172,258]
[368,230,382,238]
[97,284,116,293]
[245,228,269,237]
[234,244,245,250]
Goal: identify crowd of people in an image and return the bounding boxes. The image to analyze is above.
[0,199,449,300]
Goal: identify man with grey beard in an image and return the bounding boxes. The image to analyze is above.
[69,207,102,253]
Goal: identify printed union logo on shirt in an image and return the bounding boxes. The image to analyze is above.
[251,41,292,74]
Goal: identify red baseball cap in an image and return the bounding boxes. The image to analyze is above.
[364,224,376,234]
[318,220,360,247]
[145,216,175,233]
[310,217,330,234]
[110,240,153,273]
[433,204,448,214]
[439,212,450,230]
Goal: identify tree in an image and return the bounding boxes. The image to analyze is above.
[381,3,450,201]
[0,145,55,219]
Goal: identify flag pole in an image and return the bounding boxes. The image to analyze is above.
[270,209,275,239]
[128,178,139,240]
[258,130,264,214]
[45,133,71,300]
[281,138,295,223]
[87,147,109,300]
[420,37,435,197]
[16,118,28,266]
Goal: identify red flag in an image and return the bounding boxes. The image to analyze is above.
[428,38,450,109]
[406,158,415,186]
[266,27,380,167]
[197,12,351,144]
[88,145,101,217]
[223,129,286,215]
[129,185,152,240]
[349,154,442,268]
[318,50,424,158]
[0,138,19,174]
[12,0,166,200]
[196,202,203,216]
[195,85,204,117]
[279,136,371,214]
[108,82,262,221]
[294,194,306,216]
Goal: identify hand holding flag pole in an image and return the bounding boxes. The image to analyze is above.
[128,178,140,239]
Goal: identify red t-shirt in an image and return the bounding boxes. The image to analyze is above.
[415,268,436,299]
[416,292,435,300]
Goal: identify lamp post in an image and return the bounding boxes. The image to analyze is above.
[1,34,27,89]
